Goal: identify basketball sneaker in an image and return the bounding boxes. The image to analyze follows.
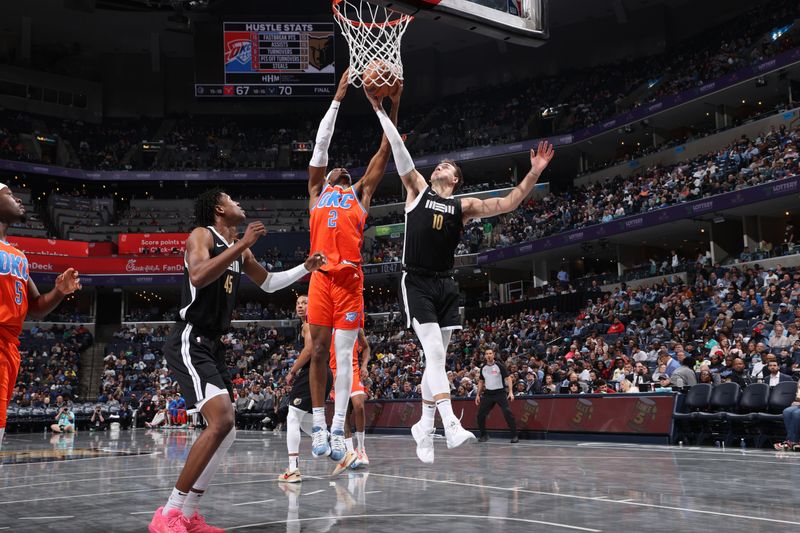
[329,429,347,461]
[411,421,435,464]
[311,427,331,457]
[444,420,477,449]
[332,450,358,475]
[349,450,362,469]
[148,507,189,533]
[278,469,302,483]
[350,449,369,469]
[184,512,224,533]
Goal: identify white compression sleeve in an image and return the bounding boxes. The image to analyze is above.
[260,264,309,293]
[193,427,236,492]
[286,408,302,455]
[375,109,415,177]
[331,328,358,433]
[310,100,340,168]
[412,319,449,396]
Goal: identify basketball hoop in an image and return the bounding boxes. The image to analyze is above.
[332,0,412,88]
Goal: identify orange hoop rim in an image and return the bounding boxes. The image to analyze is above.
[332,0,413,29]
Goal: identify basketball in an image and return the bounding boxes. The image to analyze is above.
[362,60,397,97]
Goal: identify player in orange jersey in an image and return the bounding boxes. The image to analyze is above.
[306,70,400,462]
[0,183,81,450]
[329,328,370,475]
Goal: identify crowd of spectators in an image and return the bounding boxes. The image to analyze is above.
[0,2,796,173]
[11,325,93,407]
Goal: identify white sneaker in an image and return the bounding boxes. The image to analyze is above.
[411,421,435,464]
[444,420,476,449]
[311,427,331,458]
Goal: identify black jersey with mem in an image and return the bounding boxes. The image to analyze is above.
[178,226,243,334]
[403,186,464,272]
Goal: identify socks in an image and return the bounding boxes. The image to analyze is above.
[421,402,437,432]
[345,437,354,452]
[312,407,327,430]
[436,399,458,426]
[355,431,365,452]
[289,455,299,472]
[182,490,203,518]
[331,410,346,433]
[163,487,188,515]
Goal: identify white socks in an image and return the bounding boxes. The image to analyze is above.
[331,328,358,433]
[289,455,299,472]
[182,491,203,518]
[436,399,458,427]
[421,402,437,432]
[345,437,354,452]
[163,488,188,515]
[312,407,326,430]
[355,431,365,452]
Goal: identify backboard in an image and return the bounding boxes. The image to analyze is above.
[367,0,548,47]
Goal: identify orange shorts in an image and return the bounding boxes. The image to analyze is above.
[330,343,366,398]
[0,337,20,429]
[307,265,364,330]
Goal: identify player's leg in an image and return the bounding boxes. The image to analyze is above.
[328,268,362,462]
[280,406,304,483]
[150,326,233,533]
[308,271,335,457]
[0,342,20,450]
[350,392,368,467]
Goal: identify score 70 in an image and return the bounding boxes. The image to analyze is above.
[234,86,293,95]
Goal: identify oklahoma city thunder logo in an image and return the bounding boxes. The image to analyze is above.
[225,39,251,65]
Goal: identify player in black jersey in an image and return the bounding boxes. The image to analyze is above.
[365,89,554,463]
[279,293,333,483]
[149,189,326,533]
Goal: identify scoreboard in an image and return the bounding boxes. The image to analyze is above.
[194,22,335,98]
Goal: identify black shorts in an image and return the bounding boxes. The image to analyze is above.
[164,322,233,413]
[289,365,333,413]
[400,271,462,330]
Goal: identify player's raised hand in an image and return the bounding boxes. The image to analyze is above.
[334,68,350,102]
[389,80,403,105]
[55,268,82,295]
[304,251,327,272]
[363,85,384,112]
[530,140,555,175]
[241,221,267,247]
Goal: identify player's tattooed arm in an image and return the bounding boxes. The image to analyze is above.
[460,140,554,223]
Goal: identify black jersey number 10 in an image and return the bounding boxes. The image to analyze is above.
[432,213,444,230]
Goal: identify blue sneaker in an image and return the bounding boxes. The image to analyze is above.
[311,427,331,457]
[330,430,347,461]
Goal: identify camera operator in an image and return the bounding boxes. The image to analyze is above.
[51,404,75,433]
[90,405,106,431]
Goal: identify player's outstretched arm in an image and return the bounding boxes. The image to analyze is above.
[26,268,82,320]
[286,323,313,385]
[308,70,349,204]
[363,87,427,205]
[243,249,327,293]
[461,140,554,223]
[355,84,402,209]
[186,223,265,289]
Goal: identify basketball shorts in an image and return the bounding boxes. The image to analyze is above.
[164,322,233,414]
[308,265,364,330]
[330,342,366,397]
[400,271,462,330]
[289,365,333,413]
[0,337,20,429]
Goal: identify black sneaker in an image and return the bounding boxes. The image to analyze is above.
[510,436,519,443]
[478,435,489,442]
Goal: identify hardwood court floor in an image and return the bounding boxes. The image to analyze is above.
[0,429,798,532]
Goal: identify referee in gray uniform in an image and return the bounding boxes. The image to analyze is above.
[476,349,518,443]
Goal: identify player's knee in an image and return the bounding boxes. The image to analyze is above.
[311,340,329,362]
[211,411,235,437]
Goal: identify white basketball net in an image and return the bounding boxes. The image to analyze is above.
[332,0,412,87]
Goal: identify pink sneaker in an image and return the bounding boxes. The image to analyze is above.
[185,512,224,533]
[149,507,189,533]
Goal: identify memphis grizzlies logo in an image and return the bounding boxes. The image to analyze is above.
[345,311,359,323]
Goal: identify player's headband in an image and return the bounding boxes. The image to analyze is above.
[325,169,352,184]
[0,183,6,191]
